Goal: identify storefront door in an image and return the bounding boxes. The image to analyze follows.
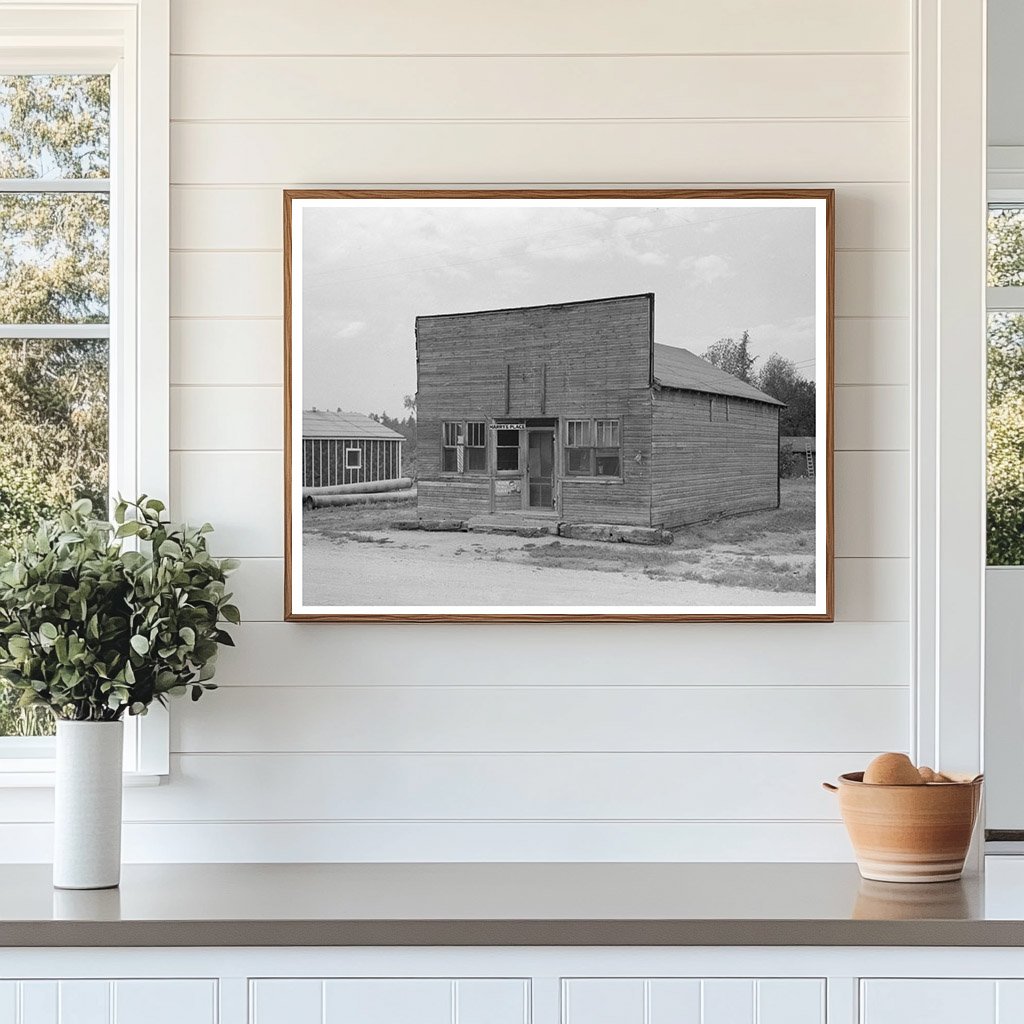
[527,429,555,509]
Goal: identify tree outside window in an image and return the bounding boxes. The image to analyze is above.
[0,75,110,736]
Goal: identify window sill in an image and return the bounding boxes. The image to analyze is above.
[563,476,624,485]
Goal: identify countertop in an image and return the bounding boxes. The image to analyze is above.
[7,861,1024,947]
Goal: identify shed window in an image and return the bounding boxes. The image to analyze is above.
[345,447,361,470]
[564,418,622,478]
[442,420,486,473]
[496,428,520,471]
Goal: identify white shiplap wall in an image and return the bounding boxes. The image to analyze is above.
[3,0,915,861]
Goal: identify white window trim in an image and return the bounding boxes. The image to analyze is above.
[913,0,987,841]
[0,0,170,784]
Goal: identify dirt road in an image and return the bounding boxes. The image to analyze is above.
[301,532,811,608]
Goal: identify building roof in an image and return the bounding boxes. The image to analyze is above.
[652,344,785,407]
[781,435,815,452]
[302,409,404,441]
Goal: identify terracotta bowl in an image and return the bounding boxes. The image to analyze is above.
[823,772,983,883]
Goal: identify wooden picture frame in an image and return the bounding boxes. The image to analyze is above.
[284,189,834,622]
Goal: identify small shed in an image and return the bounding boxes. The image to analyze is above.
[780,436,816,478]
[302,410,404,489]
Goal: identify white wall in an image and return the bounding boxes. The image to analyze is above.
[5,0,915,862]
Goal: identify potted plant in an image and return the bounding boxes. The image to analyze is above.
[0,497,239,889]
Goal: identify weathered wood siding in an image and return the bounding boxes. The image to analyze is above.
[651,389,779,528]
[415,294,655,523]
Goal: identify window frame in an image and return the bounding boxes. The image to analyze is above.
[441,419,487,475]
[563,417,623,480]
[0,1,170,784]
[344,446,361,470]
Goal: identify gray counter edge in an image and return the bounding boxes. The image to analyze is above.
[4,919,1024,948]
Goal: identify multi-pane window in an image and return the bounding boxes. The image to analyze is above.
[441,420,486,473]
[496,429,520,471]
[987,206,1024,566]
[0,75,111,739]
[564,418,622,478]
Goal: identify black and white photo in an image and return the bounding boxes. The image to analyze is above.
[285,191,833,621]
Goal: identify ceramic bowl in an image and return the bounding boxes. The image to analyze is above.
[823,772,983,883]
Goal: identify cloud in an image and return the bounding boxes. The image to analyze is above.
[681,253,732,283]
[335,321,366,339]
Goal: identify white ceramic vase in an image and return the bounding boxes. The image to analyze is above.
[53,720,124,890]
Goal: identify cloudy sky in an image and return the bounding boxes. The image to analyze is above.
[300,202,818,416]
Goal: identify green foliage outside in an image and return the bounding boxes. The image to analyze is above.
[0,497,238,724]
[988,209,1024,565]
[0,75,110,734]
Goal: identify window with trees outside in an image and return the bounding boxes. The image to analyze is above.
[987,206,1024,566]
[0,75,111,739]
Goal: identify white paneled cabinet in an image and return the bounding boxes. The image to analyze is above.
[860,979,1024,1023]
[562,978,824,1024]
[250,979,529,1024]
[0,980,216,1024]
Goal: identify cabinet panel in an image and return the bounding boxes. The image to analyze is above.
[113,981,217,1024]
[563,979,825,1024]
[757,980,825,1024]
[250,980,322,1024]
[58,982,109,1024]
[648,980,701,1023]
[251,979,528,1024]
[18,983,56,1024]
[323,980,451,1024]
[0,984,16,1024]
[563,980,645,1023]
[701,980,754,1024]
[456,980,529,1024]
[861,981,997,1023]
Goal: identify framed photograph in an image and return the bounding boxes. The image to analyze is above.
[284,189,833,622]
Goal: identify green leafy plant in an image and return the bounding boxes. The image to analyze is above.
[0,496,239,722]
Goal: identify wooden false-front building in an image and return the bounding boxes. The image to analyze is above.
[414,293,784,529]
[302,409,404,489]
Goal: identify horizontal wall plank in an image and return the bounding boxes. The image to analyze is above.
[171,252,280,317]
[117,752,867,821]
[170,121,909,186]
[171,319,284,386]
[171,386,283,450]
[170,0,909,56]
[171,55,909,122]
[171,251,907,321]
[227,556,909,624]
[171,451,283,557]
[834,318,909,385]
[834,385,909,450]
[834,451,909,558]
[213,621,909,686]
[0,820,857,863]
[833,558,909,622]
[835,250,909,318]
[171,684,909,754]
[170,183,909,252]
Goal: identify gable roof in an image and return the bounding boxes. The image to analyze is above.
[652,344,785,407]
[302,409,404,440]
